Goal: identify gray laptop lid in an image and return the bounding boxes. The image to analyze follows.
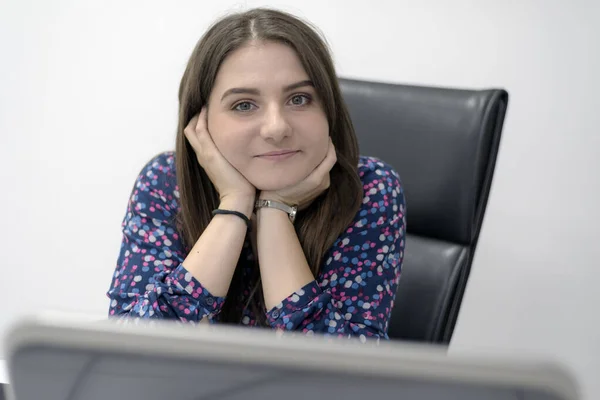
[4,314,579,400]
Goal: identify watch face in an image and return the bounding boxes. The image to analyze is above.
[289,208,297,223]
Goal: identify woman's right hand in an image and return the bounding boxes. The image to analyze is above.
[184,107,256,215]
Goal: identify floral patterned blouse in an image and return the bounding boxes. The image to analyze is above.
[107,152,406,341]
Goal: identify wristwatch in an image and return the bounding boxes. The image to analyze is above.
[254,199,298,223]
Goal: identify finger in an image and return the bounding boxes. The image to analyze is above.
[304,138,336,187]
[195,107,217,147]
[321,173,331,190]
[194,107,220,162]
[315,138,337,175]
[194,106,208,135]
[184,114,201,148]
[184,113,199,138]
[326,137,337,165]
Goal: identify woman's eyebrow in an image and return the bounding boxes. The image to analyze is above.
[220,87,260,101]
[220,80,314,102]
[283,79,314,92]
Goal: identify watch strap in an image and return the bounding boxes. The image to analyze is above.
[255,199,297,223]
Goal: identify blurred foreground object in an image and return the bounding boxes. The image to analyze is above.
[3,312,578,400]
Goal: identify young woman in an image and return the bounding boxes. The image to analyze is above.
[107,8,406,342]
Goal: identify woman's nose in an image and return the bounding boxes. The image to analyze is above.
[259,105,291,142]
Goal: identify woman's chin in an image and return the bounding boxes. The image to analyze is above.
[253,181,294,192]
[246,166,314,193]
[251,177,302,193]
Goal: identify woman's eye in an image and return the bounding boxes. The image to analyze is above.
[290,94,311,106]
[233,102,255,112]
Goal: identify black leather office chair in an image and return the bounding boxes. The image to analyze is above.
[339,78,509,344]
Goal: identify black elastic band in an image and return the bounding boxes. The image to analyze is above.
[212,209,251,230]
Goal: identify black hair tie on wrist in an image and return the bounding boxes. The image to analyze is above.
[212,209,251,230]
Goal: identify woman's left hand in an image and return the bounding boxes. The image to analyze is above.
[259,138,337,210]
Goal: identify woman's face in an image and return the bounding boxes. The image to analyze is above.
[206,40,330,192]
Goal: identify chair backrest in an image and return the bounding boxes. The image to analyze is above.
[339,78,509,344]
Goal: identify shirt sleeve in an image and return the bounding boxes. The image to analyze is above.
[106,153,225,322]
[265,161,406,341]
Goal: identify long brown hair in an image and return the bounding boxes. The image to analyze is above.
[175,8,362,325]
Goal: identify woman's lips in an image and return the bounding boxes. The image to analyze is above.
[256,150,299,161]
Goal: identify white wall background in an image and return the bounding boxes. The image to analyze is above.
[1,0,599,397]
